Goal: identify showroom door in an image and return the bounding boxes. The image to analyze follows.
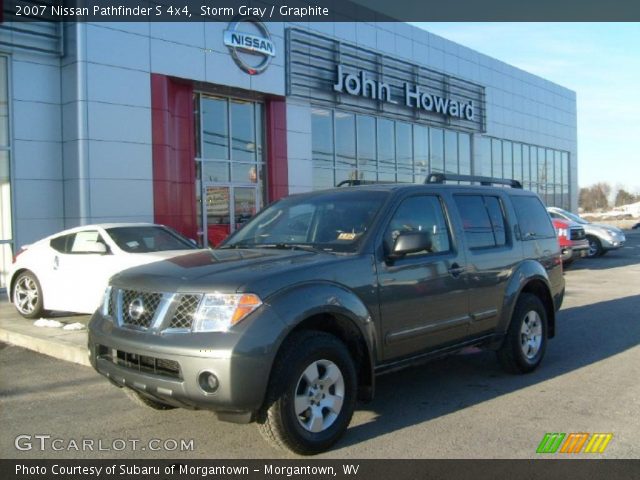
[203,184,258,247]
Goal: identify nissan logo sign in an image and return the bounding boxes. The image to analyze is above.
[128,297,145,322]
[223,17,275,75]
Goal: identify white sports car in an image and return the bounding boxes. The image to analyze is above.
[9,223,202,318]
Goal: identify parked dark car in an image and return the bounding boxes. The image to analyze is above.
[89,174,564,455]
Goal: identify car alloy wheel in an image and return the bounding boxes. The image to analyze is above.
[294,359,345,433]
[520,311,542,360]
[13,272,45,319]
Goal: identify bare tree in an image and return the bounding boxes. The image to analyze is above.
[579,182,611,212]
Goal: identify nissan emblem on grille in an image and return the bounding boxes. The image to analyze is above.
[128,297,145,322]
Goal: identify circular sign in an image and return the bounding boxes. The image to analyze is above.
[223,16,275,75]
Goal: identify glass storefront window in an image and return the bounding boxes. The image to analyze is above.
[196,94,265,246]
[478,136,491,177]
[430,128,444,173]
[202,96,228,160]
[513,143,522,183]
[377,118,395,177]
[308,106,571,207]
[312,108,334,168]
[396,122,412,181]
[444,130,458,175]
[335,111,356,168]
[357,115,376,173]
[503,141,513,180]
[491,139,502,178]
[230,100,255,162]
[413,125,429,181]
[458,133,471,176]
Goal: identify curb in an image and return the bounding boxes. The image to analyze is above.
[0,327,91,367]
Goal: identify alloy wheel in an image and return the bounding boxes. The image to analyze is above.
[294,359,345,433]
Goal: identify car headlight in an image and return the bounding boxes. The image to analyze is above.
[192,293,262,332]
[101,286,112,316]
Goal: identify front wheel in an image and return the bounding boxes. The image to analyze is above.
[257,331,357,455]
[587,236,603,257]
[13,271,46,319]
[498,293,548,374]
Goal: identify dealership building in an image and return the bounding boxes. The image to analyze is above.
[0,19,578,287]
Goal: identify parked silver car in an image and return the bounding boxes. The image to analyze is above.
[547,207,626,257]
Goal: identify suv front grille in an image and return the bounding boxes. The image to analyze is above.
[170,294,202,329]
[121,290,162,328]
[109,289,202,332]
[570,227,586,241]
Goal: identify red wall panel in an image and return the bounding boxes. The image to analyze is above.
[151,74,198,239]
[265,98,288,202]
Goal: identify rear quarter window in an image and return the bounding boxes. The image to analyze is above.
[511,196,556,240]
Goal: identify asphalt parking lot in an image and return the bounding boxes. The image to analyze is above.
[1,231,639,459]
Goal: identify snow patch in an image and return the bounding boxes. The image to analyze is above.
[33,319,64,328]
[62,322,86,331]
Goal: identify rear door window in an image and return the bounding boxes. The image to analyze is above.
[453,195,507,249]
[512,196,556,240]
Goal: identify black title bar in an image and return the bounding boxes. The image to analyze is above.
[4,0,640,22]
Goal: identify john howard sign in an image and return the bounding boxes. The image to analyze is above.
[333,65,475,121]
[286,28,486,133]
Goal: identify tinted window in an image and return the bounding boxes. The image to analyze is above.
[50,234,72,253]
[385,196,450,256]
[484,196,507,246]
[512,196,556,240]
[454,195,496,249]
[107,227,195,253]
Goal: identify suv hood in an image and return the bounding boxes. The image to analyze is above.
[110,248,341,294]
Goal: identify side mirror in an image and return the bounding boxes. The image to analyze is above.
[388,231,432,259]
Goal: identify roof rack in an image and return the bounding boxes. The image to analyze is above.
[336,179,394,187]
[425,173,523,189]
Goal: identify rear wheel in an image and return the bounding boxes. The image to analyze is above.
[123,388,176,410]
[498,293,548,374]
[257,331,357,455]
[587,236,603,257]
[13,271,46,319]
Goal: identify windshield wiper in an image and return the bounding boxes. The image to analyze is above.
[258,243,331,254]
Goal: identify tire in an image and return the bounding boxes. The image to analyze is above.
[12,271,46,319]
[257,331,357,455]
[562,258,573,268]
[123,387,176,410]
[587,235,603,258]
[497,293,548,374]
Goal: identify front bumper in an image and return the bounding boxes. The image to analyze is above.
[601,233,626,250]
[88,306,286,422]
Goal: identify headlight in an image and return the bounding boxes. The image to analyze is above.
[101,286,112,316]
[192,293,262,332]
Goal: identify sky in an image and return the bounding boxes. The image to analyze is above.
[412,23,640,194]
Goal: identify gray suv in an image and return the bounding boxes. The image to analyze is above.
[89,174,565,455]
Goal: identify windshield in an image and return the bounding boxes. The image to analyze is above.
[107,226,197,253]
[222,190,389,253]
[554,208,588,224]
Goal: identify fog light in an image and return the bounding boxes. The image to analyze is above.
[198,371,219,394]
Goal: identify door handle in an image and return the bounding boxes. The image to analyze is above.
[448,263,466,277]
[53,255,59,270]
